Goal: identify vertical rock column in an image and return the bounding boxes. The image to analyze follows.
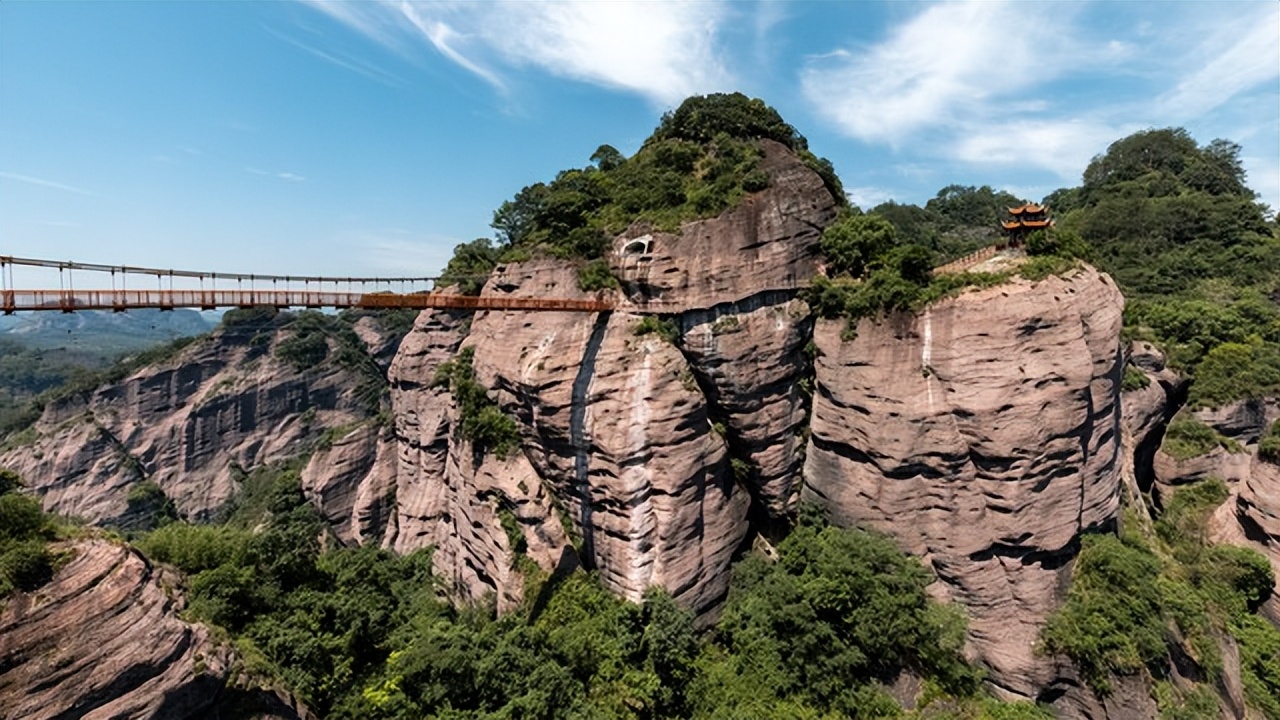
[803,267,1125,698]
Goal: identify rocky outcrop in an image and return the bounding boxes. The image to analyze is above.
[1120,342,1188,512]
[0,316,380,526]
[300,422,398,547]
[0,540,310,720]
[383,140,839,617]
[1214,452,1280,624]
[384,308,469,555]
[803,265,1126,698]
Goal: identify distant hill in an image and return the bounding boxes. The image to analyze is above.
[0,308,216,354]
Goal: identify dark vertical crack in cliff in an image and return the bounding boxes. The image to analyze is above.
[570,312,610,569]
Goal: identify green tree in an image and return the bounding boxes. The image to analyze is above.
[820,213,899,278]
[439,238,500,295]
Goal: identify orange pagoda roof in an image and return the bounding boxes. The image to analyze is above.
[1007,203,1046,215]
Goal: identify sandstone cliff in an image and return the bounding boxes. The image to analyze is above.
[803,265,1126,700]
[0,539,311,720]
[379,139,837,619]
[0,313,385,527]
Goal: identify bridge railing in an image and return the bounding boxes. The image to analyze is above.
[0,289,613,314]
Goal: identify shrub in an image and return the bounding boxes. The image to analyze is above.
[0,492,47,541]
[634,316,680,344]
[438,238,499,295]
[576,259,618,292]
[1161,417,1229,461]
[1041,533,1167,693]
[1260,421,1280,463]
[275,324,329,370]
[433,348,520,458]
[0,540,53,594]
[1188,338,1280,408]
[1122,366,1152,391]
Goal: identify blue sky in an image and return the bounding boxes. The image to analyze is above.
[2,1,1277,280]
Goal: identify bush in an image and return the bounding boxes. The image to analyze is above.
[634,316,680,344]
[1188,338,1280,408]
[577,259,619,292]
[820,212,898,279]
[1041,533,1168,693]
[275,322,330,370]
[433,348,520,458]
[0,492,47,541]
[0,540,53,594]
[439,238,500,295]
[1122,366,1152,391]
[1260,421,1280,463]
[697,520,979,716]
[1161,418,1230,461]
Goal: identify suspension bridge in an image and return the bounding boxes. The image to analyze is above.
[0,256,612,314]
[1,243,1020,317]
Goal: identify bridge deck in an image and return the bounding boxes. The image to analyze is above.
[0,289,613,314]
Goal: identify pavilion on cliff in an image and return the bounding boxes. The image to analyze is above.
[1000,203,1053,245]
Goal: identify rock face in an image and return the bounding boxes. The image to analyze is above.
[382,140,838,618]
[0,540,310,720]
[300,422,398,547]
[0,316,380,526]
[1227,457,1280,622]
[1119,342,1187,514]
[803,265,1126,698]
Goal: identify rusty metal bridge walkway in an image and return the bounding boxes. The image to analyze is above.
[1,242,1017,315]
[0,256,612,314]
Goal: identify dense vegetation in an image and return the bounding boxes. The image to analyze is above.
[1049,129,1280,406]
[1042,480,1280,716]
[434,93,845,296]
[134,477,1045,719]
[805,206,1085,335]
[0,469,60,598]
[432,347,520,458]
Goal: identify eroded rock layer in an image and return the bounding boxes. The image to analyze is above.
[0,540,309,720]
[803,266,1126,697]
[0,320,381,525]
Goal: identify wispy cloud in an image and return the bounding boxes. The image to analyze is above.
[1154,6,1280,121]
[245,167,306,182]
[360,234,459,277]
[801,0,1280,193]
[800,2,1092,146]
[264,24,405,87]
[0,171,96,196]
[300,1,734,105]
[845,186,895,210]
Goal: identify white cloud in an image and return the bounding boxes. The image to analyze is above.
[845,185,895,209]
[800,2,1082,145]
[1155,6,1279,120]
[0,171,96,196]
[245,167,306,182]
[360,235,459,277]
[951,118,1140,180]
[1242,153,1280,215]
[300,0,734,105]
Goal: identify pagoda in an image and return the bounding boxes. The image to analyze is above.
[1000,203,1052,245]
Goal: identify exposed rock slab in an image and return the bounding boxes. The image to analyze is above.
[0,319,376,526]
[301,422,398,546]
[468,261,752,617]
[803,265,1125,697]
[610,139,835,313]
[0,540,309,720]
[1213,454,1280,624]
